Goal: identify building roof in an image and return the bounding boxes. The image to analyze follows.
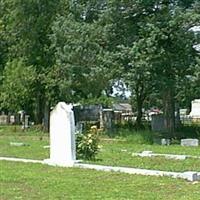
[113,103,132,112]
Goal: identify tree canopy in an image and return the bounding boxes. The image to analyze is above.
[0,0,199,134]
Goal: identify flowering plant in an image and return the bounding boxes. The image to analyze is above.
[76,126,101,160]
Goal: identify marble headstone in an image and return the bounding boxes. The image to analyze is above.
[44,102,76,167]
[181,139,199,147]
[189,99,200,118]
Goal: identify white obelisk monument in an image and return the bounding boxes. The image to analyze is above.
[44,102,76,167]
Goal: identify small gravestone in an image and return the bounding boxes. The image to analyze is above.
[14,114,20,125]
[24,115,29,128]
[75,121,84,134]
[18,110,25,123]
[181,139,199,147]
[44,102,76,167]
[180,109,187,117]
[102,109,114,131]
[10,115,15,124]
[10,142,29,146]
[0,114,8,125]
[161,138,170,146]
[189,99,200,119]
[151,114,165,132]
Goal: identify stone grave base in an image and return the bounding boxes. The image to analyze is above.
[0,156,200,182]
[132,151,200,160]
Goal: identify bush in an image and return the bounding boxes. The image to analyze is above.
[176,125,200,139]
[76,126,101,160]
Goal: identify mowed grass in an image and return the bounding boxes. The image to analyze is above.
[90,139,200,172]
[1,126,200,199]
[1,126,200,172]
[0,126,49,160]
[1,161,200,200]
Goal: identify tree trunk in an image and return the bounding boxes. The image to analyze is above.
[175,103,181,129]
[163,86,175,137]
[35,91,44,124]
[134,96,144,130]
[43,101,50,132]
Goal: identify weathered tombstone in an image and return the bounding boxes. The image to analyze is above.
[24,115,29,128]
[74,105,101,122]
[102,109,114,132]
[44,102,76,167]
[161,138,170,146]
[15,114,20,125]
[75,121,84,134]
[18,110,25,123]
[189,99,200,119]
[113,111,122,124]
[10,142,29,146]
[0,114,8,125]
[21,115,29,130]
[180,109,187,117]
[181,139,199,147]
[151,114,165,132]
[74,104,102,131]
[9,115,15,125]
[180,109,188,124]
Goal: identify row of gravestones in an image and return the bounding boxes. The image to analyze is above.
[160,138,199,146]
[74,106,115,133]
[0,113,29,128]
[44,102,199,168]
[151,99,200,132]
[45,102,123,166]
[75,99,200,133]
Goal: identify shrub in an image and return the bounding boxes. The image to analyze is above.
[76,126,101,160]
[176,124,200,139]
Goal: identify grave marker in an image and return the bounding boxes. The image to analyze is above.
[181,139,199,147]
[44,102,76,167]
[189,99,200,119]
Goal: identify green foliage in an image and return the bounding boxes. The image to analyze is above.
[1,0,64,122]
[79,95,114,107]
[0,58,36,112]
[76,126,101,160]
[0,0,200,128]
[177,58,200,108]
[176,124,200,139]
[50,12,115,103]
[116,2,199,131]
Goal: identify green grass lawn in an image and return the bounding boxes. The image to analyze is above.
[0,126,49,160]
[1,161,200,200]
[1,126,200,199]
[1,126,200,172]
[90,139,200,172]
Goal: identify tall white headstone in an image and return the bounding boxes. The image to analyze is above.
[44,102,76,167]
[189,99,200,119]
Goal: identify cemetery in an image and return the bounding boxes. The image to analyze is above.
[1,1,200,199]
[1,101,200,199]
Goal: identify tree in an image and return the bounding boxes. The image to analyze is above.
[177,58,200,109]
[0,0,10,78]
[116,42,155,129]
[103,0,199,133]
[2,0,63,125]
[49,2,115,105]
[0,58,36,113]
[155,8,198,135]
